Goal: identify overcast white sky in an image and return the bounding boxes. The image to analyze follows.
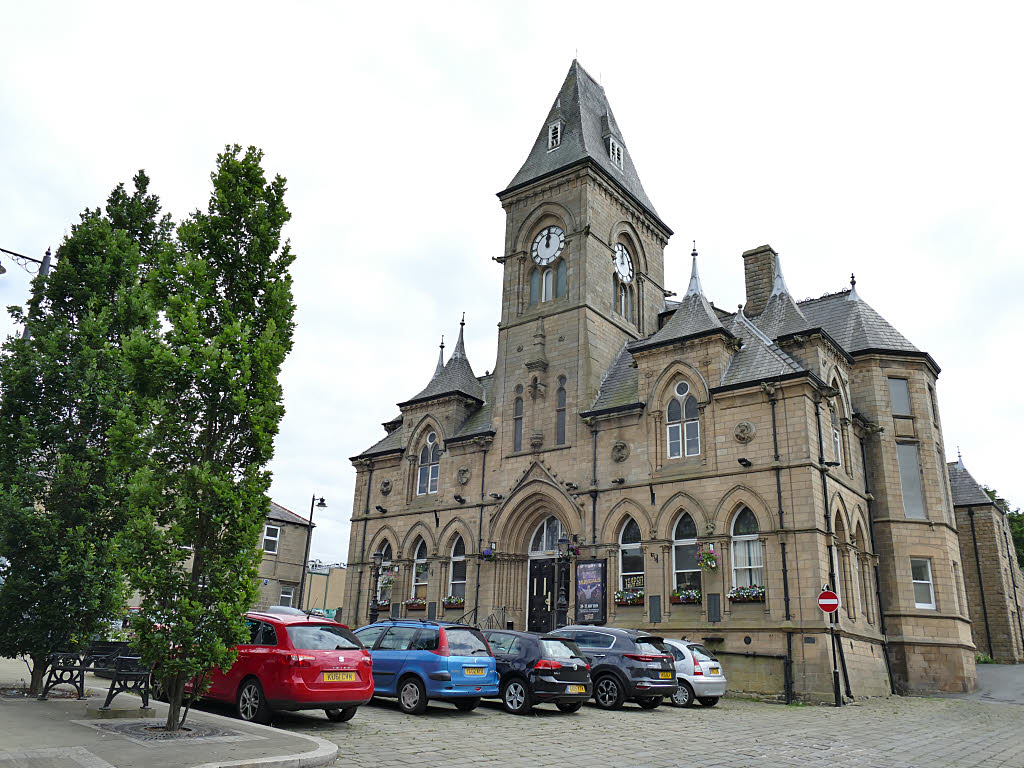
[2,2,1022,564]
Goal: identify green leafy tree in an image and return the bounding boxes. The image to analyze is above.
[116,146,295,730]
[0,175,168,693]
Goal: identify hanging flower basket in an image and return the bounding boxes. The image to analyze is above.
[727,585,765,603]
[614,589,644,606]
[404,598,426,611]
[670,588,702,605]
[480,548,496,562]
[441,596,465,609]
[696,542,718,572]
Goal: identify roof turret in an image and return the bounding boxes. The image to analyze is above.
[755,256,811,339]
[400,315,485,407]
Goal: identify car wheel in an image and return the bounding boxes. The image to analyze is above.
[325,707,357,722]
[454,697,481,712]
[637,695,662,709]
[670,681,696,708]
[398,676,428,715]
[698,696,719,707]
[150,673,168,703]
[594,675,625,710]
[236,678,270,724]
[555,700,584,713]
[501,678,533,715]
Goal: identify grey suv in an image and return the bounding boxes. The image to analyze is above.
[556,626,677,709]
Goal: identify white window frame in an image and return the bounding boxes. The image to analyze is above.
[609,136,624,169]
[412,539,429,600]
[529,516,565,556]
[619,518,644,591]
[417,432,440,496]
[672,514,700,591]
[376,541,393,605]
[833,427,842,466]
[731,510,763,588]
[547,121,562,150]
[263,525,281,554]
[542,268,554,302]
[911,558,936,609]
[279,584,294,607]
[666,381,700,459]
[449,536,466,599]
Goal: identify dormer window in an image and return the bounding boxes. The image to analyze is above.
[608,136,624,169]
[547,121,562,150]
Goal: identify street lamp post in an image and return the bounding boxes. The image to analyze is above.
[368,550,384,624]
[555,536,570,629]
[298,495,327,612]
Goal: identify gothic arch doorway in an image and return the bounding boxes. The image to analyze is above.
[527,515,567,632]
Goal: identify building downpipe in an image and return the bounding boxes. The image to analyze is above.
[352,462,374,624]
[968,507,995,659]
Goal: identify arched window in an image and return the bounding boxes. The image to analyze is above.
[529,268,540,306]
[627,285,634,322]
[513,396,523,452]
[833,513,847,609]
[731,507,762,588]
[542,268,554,302]
[412,538,429,599]
[375,540,393,605]
[448,535,466,600]
[530,516,565,555]
[666,381,700,458]
[555,376,567,445]
[417,431,440,495]
[619,517,644,592]
[555,259,567,298]
[672,513,700,591]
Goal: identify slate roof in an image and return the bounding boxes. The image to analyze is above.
[356,424,405,458]
[797,289,919,355]
[720,310,806,387]
[947,460,995,507]
[502,60,663,226]
[400,320,485,406]
[268,501,312,527]
[754,259,813,339]
[585,343,640,414]
[451,375,495,440]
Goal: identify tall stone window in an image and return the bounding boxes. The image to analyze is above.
[731,507,763,588]
[896,443,926,519]
[529,261,566,305]
[513,396,524,452]
[412,538,429,599]
[375,540,393,606]
[666,381,700,458]
[448,536,466,600]
[672,513,700,591]
[619,518,644,592]
[555,376,567,445]
[887,377,911,415]
[417,431,440,495]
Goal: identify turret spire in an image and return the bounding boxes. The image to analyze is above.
[685,241,704,297]
[452,313,467,359]
[434,335,445,377]
[770,256,791,297]
[847,273,860,301]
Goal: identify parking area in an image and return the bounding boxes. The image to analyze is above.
[249,693,1024,768]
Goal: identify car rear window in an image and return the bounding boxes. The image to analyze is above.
[446,628,490,656]
[689,644,718,662]
[635,637,670,656]
[286,624,361,651]
[540,639,585,660]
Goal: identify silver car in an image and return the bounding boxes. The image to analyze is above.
[663,639,726,707]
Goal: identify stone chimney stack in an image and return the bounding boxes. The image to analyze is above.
[742,244,778,317]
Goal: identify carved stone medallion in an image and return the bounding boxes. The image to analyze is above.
[457,466,471,485]
[734,421,756,444]
[379,479,393,496]
[611,440,630,463]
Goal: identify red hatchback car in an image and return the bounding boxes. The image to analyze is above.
[201,610,373,723]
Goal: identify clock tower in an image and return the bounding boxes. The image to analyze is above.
[490,60,672,459]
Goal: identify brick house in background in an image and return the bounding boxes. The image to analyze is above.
[256,502,312,610]
[949,458,1024,662]
[343,60,976,701]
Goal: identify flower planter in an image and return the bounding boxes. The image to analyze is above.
[729,596,765,604]
[442,603,464,611]
[615,600,644,607]
[405,604,426,611]
[670,597,701,605]
[376,603,391,611]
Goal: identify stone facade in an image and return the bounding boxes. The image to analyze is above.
[341,61,976,700]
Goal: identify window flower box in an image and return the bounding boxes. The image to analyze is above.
[727,585,765,603]
[670,589,702,605]
[404,598,426,611]
[441,596,465,609]
[614,589,644,607]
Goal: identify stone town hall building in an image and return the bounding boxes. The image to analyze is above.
[342,61,977,700]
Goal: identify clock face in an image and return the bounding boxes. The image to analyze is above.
[614,243,634,283]
[532,226,565,265]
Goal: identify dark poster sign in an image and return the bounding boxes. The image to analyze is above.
[575,559,607,625]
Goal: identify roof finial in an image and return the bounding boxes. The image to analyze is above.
[685,242,704,297]
[434,335,445,377]
[460,312,465,328]
[957,446,963,466]
[847,272,860,301]
[451,314,468,359]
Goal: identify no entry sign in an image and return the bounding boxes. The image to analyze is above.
[818,590,840,613]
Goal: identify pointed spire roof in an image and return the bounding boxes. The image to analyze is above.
[502,60,666,230]
[400,315,485,407]
[632,246,728,352]
[433,336,445,377]
[754,256,811,339]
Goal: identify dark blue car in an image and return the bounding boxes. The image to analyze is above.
[353,620,498,714]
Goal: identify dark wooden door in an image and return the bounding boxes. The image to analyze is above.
[528,558,555,632]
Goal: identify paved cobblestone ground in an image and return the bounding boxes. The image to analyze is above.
[258,694,1024,768]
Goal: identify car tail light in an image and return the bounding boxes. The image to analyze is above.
[430,628,450,657]
[359,652,372,667]
[584,663,590,670]
[283,654,315,667]
[692,653,703,675]
[533,659,563,670]
[623,654,659,662]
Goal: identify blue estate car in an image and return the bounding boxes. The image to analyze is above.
[353,620,498,714]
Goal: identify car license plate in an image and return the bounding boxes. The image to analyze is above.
[323,671,356,682]
[465,667,485,676]
[659,672,673,680]
[710,667,720,675]
[567,685,585,694]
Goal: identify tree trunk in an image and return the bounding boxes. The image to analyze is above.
[164,672,187,731]
[28,656,48,696]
